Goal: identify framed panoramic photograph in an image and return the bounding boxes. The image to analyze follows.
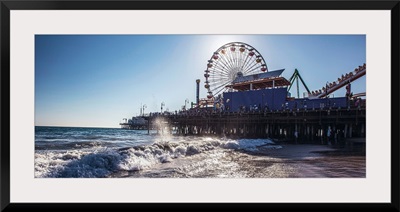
[1,0,399,211]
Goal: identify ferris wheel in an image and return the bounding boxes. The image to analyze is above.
[204,42,268,99]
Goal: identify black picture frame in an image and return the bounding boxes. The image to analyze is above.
[1,0,399,211]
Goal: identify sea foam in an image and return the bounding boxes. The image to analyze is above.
[35,137,280,178]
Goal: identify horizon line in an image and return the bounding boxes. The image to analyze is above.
[35,125,120,129]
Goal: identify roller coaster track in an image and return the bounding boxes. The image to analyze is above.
[309,64,366,99]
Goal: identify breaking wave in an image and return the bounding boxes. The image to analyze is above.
[35,137,281,178]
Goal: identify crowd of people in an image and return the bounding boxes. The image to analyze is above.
[149,98,364,119]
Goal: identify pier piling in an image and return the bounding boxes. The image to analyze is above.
[145,107,365,144]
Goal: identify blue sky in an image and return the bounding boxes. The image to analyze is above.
[35,35,366,128]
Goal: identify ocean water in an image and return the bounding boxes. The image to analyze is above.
[35,126,281,178]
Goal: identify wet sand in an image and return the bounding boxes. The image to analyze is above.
[238,144,366,178]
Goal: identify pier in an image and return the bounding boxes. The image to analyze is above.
[146,105,365,144]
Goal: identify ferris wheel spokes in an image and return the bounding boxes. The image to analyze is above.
[204,42,269,99]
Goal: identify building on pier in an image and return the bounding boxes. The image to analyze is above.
[222,68,359,113]
[119,116,148,130]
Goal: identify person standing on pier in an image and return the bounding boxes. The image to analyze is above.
[334,129,338,146]
[327,126,332,145]
[264,102,269,112]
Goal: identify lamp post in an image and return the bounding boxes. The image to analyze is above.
[185,99,189,111]
[326,81,329,108]
[142,104,147,116]
[196,79,200,107]
[325,81,329,98]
